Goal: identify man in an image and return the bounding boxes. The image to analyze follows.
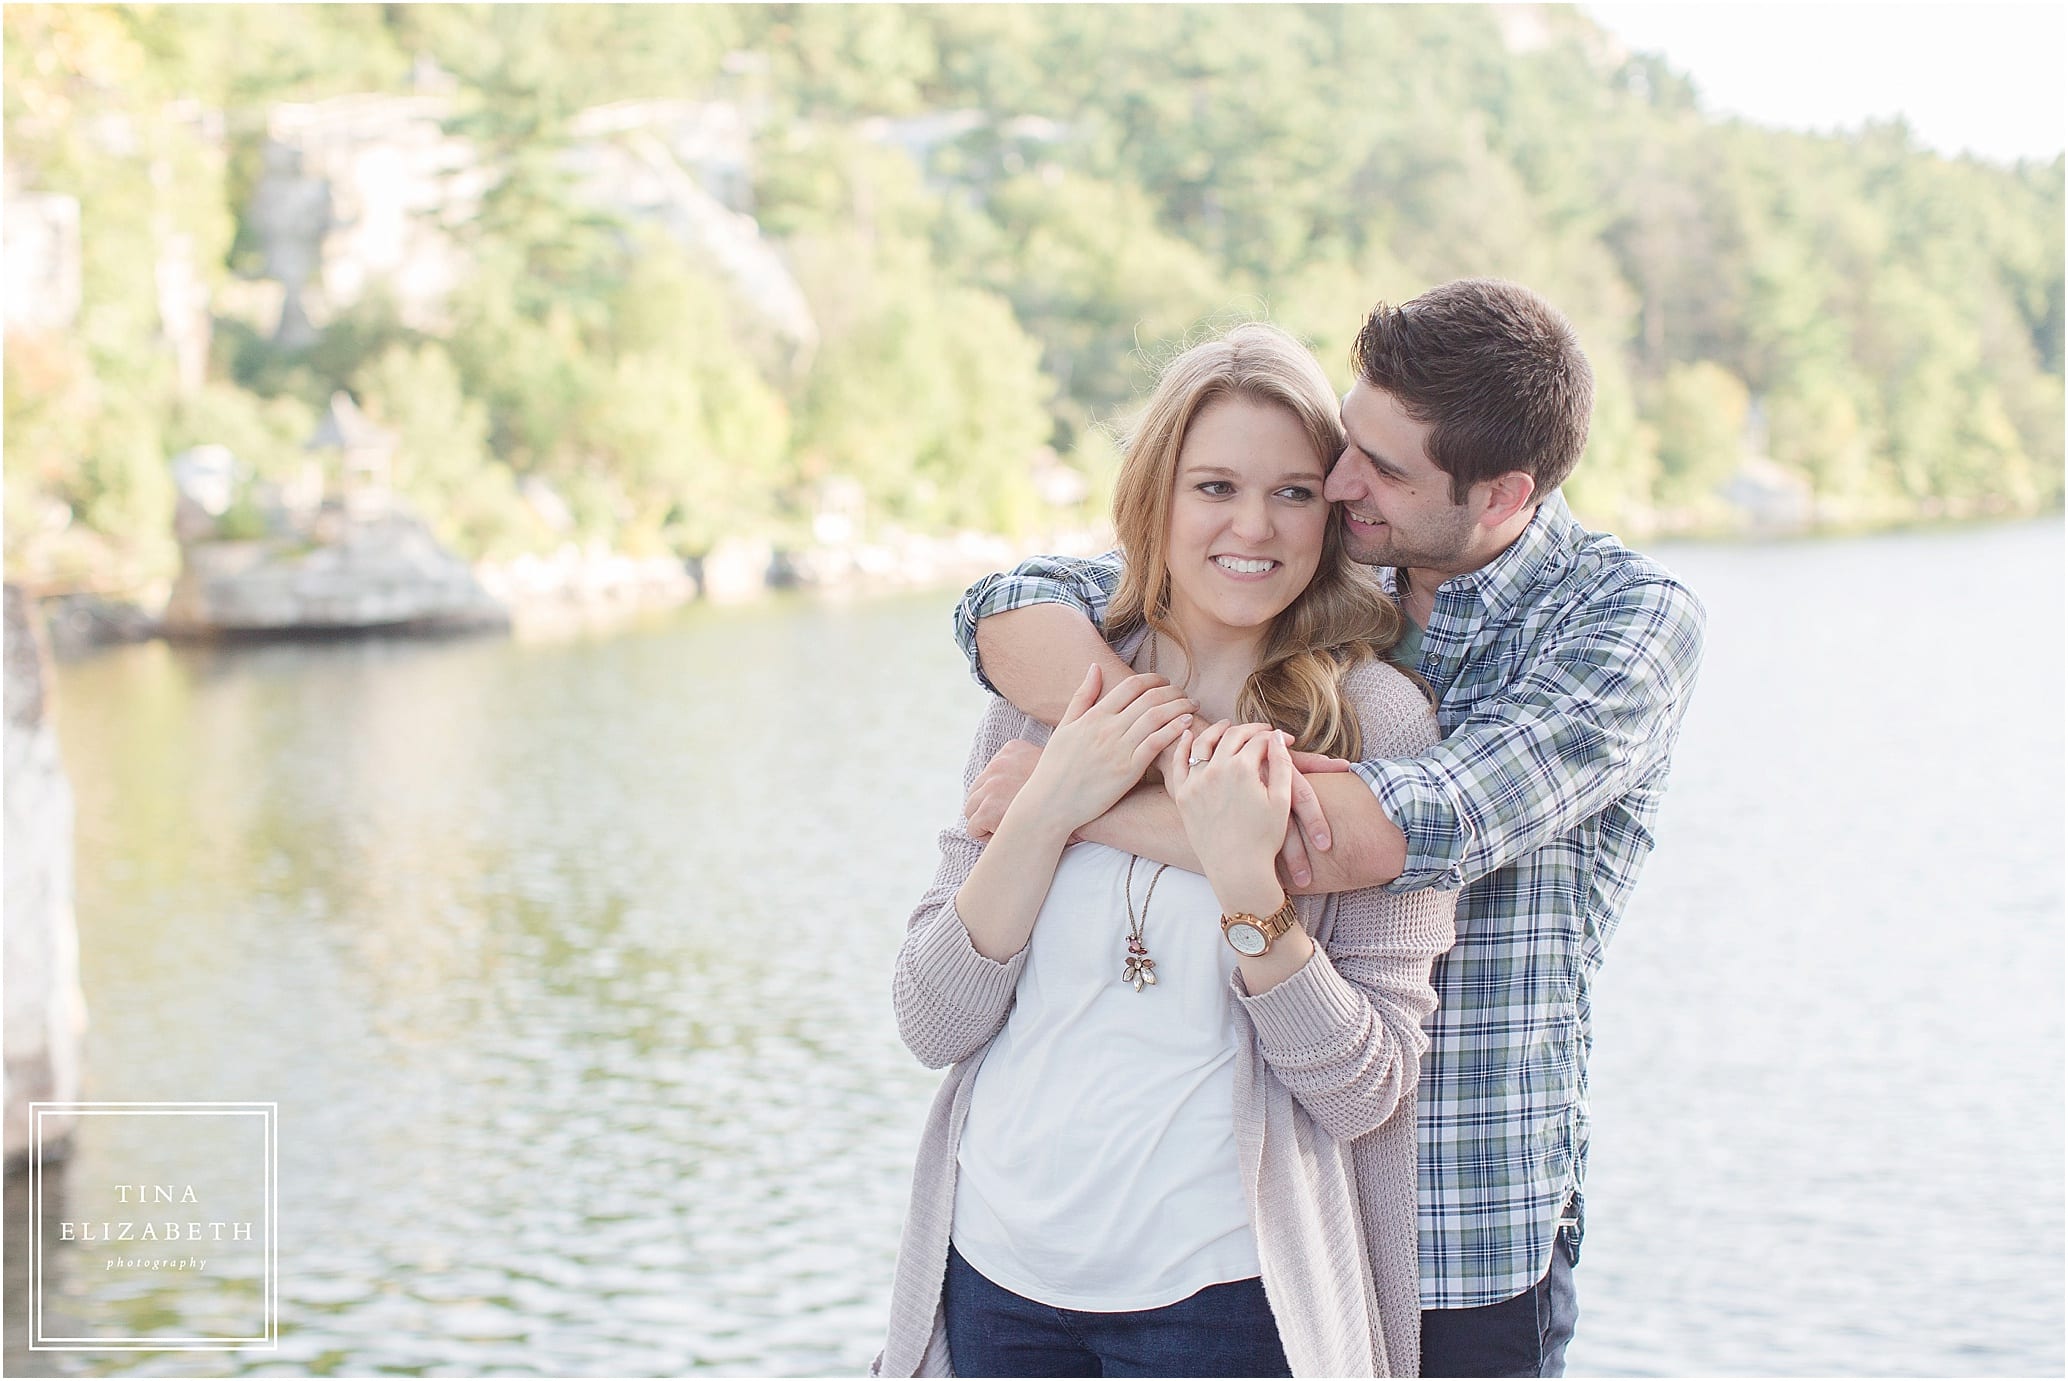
[948,278,1706,1377]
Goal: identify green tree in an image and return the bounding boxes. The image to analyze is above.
[1563,353,1659,533]
[352,341,551,558]
[3,5,234,585]
[565,248,791,554]
[791,233,1052,536]
[165,381,317,481]
[10,0,2063,591]
[1652,361,1749,513]
[981,171,1229,439]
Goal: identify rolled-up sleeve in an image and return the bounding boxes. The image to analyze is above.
[952,552,1126,693]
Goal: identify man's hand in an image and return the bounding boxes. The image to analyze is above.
[1278,749,1351,889]
[964,739,1043,839]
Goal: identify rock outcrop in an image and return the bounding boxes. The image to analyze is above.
[162,510,510,637]
[245,91,816,354]
[4,584,86,1169]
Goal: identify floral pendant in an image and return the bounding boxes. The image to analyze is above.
[1122,935,1158,992]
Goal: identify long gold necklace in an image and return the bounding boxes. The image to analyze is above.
[1122,854,1171,992]
[1147,629,1172,681]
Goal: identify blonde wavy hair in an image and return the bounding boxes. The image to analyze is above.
[1106,322,1408,761]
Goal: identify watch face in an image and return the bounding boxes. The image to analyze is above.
[1227,922,1268,957]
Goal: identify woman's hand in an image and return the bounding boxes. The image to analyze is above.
[1012,664,1195,835]
[1167,720,1297,915]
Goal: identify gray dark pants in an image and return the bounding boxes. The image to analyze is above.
[1419,1226,1579,1377]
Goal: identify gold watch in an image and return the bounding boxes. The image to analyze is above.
[1221,896,1299,957]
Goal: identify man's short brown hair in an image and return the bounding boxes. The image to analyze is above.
[1350,278,1594,504]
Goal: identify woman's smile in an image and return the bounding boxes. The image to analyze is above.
[1210,554,1282,579]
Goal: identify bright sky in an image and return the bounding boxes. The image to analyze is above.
[1584,3,2066,164]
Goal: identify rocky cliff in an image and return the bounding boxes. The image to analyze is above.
[3,585,86,1169]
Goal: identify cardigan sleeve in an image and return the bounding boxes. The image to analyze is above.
[1233,659,1457,1142]
[891,695,1045,1070]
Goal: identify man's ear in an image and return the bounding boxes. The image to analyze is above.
[1477,470,1537,528]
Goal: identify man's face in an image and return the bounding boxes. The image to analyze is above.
[1324,382,1479,574]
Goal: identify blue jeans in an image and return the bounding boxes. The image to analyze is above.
[943,1245,1292,1378]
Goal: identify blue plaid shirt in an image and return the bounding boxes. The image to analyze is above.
[952,493,1707,1308]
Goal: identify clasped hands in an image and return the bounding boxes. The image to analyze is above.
[963,664,1348,889]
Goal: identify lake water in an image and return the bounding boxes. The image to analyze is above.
[7,519,2061,1377]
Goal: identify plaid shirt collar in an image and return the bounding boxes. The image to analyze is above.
[1385,491,1578,626]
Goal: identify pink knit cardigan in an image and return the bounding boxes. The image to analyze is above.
[874,656,1455,1377]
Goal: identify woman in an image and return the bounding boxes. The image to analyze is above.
[874,323,1456,1378]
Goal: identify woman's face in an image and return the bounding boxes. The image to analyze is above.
[1162,396,1330,641]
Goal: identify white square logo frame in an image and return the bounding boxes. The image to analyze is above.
[29,1100,278,1352]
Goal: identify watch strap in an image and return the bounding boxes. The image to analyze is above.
[1222,895,1298,953]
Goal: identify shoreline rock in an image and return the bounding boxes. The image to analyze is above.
[161,511,509,640]
[39,592,165,660]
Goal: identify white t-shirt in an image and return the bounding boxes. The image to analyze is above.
[951,841,1260,1312]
